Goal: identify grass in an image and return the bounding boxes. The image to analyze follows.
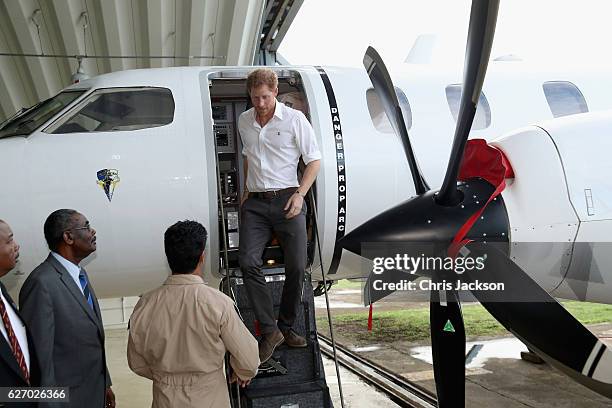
[317,301,612,344]
[331,279,364,290]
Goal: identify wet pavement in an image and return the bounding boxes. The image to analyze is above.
[323,356,401,408]
[316,282,612,407]
[106,326,403,407]
[104,282,611,407]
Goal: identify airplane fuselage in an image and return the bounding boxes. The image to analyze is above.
[0,63,611,302]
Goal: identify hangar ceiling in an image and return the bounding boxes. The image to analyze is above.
[0,0,302,122]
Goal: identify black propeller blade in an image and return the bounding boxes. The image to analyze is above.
[364,46,429,195]
[430,287,465,406]
[462,243,612,398]
[437,0,499,206]
[340,1,501,407]
[341,0,612,403]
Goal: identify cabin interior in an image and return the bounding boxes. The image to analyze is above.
[208,71,317,276]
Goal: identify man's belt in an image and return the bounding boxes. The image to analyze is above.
[249,187,297,199]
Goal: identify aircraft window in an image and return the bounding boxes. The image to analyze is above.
[0,91,85,139]
[366,87,412,133]
[542,81,589,118]
[445,84,491,129]
[50,88,174,133]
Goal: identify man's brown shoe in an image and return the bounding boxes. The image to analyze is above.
[258,329,285,363]
[281,329,307,348]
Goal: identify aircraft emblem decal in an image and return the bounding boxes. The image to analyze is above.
[97,169,120,202]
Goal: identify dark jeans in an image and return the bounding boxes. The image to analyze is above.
[239,190,307,334]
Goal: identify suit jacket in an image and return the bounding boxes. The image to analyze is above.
[0,282,40,408]
[19,254,111,408]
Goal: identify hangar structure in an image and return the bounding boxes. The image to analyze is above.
[0,0,302,122]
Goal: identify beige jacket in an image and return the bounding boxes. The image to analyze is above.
[127,274,259,408]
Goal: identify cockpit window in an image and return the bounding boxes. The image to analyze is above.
[542,81,588,118]
[0,91,85,139]
[47,87,175,134]
[445,84,491,130]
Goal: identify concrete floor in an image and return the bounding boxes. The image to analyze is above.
[106,327,400,407]
[106,328,152,407]
[106,325,612,408]
[316,286,612,408]
[104,286,612,407]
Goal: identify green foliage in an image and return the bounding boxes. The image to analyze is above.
[317,301,612,344]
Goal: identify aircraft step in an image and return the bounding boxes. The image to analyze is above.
[240,380,331,408]
[225,270,333,407]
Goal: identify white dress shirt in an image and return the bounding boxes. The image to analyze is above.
[0,289,30,371]
[239,100,321,192]
[51,252,85,295]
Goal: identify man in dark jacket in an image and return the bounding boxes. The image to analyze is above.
[20,209,114,408]
[0,219,39,407]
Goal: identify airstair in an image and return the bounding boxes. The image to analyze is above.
[224,270,333,407]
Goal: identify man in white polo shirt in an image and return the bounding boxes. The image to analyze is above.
[238,68,321,363]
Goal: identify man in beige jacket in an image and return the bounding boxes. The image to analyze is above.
[128,220,259,407]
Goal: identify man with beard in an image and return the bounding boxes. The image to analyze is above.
[20,209,115,408]
[238,68,321,363]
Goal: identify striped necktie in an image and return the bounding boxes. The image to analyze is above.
[78,270,94,310]
[0,296,30,384]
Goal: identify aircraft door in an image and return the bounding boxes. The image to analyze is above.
[208,71,321,277]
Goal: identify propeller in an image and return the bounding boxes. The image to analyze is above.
[339,0,612,404]
[364,46,428,194]
[437,0,498,207]
[462,243,612,398]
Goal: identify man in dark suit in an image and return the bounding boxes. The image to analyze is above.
[19,209,115,408]
[0,219,39,407]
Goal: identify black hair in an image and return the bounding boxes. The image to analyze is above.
[164,220,208,274]
[44,209,78,252]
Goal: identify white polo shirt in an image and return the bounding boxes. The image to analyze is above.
[238,100,321,192]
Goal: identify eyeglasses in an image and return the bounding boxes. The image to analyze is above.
[65,223,93,233]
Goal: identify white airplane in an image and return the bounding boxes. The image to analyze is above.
[0,0,611,402]
[0,60,611,301]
